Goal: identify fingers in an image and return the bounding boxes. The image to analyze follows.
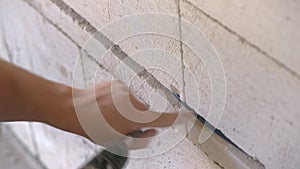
[135,129,158,138]
[128,111,194,150]
[139,111,194,128]
[110,80,195,129]
[112,80,148,112]
[128,129,158,138]
[127,129,158,150]
[129,94,148,111]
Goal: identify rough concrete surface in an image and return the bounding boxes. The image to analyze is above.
[0,0,299,168]
[0,125,44,169]
[180,1,300,169]
[186,0,300,76]
[4,122,38,157]
[0,0,223,168]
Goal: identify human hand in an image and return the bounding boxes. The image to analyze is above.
[42,80,192,148]
[0,60,192,149]
[71,80,193,147]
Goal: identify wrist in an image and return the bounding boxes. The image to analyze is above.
[39,84,88,138]
[38,83,72,123]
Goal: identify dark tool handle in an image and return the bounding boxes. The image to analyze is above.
[81,142,128,169]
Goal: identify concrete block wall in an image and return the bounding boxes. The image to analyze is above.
[0,0,299,168]
[0,0,221,168]
[180,1,300,169]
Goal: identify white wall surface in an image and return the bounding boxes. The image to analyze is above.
[0,0,299,168]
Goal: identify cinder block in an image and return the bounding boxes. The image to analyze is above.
[32,122,96,169]
[32,0,184,101]
[61,0,178,29]
[80,50,114,87]
[26,0,92,48]
[181,1,300,168]
[125,137,221,169]
[115,34,184,109]
[0,54,9,62]
[0,2,33,71]
[182,45,211,118]
[0,53,9,63]
[0,0,85,87]
[186,0,300,75]
[0,126,44,169]
[3,122,37,156]
[25,0,184,98]
[0,26,12,62]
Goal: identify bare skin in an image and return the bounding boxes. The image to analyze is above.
[0,60,186,143]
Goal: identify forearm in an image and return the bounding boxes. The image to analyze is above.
[0,60,86,136]
[0,60,62,121]
[0,60,185,145]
